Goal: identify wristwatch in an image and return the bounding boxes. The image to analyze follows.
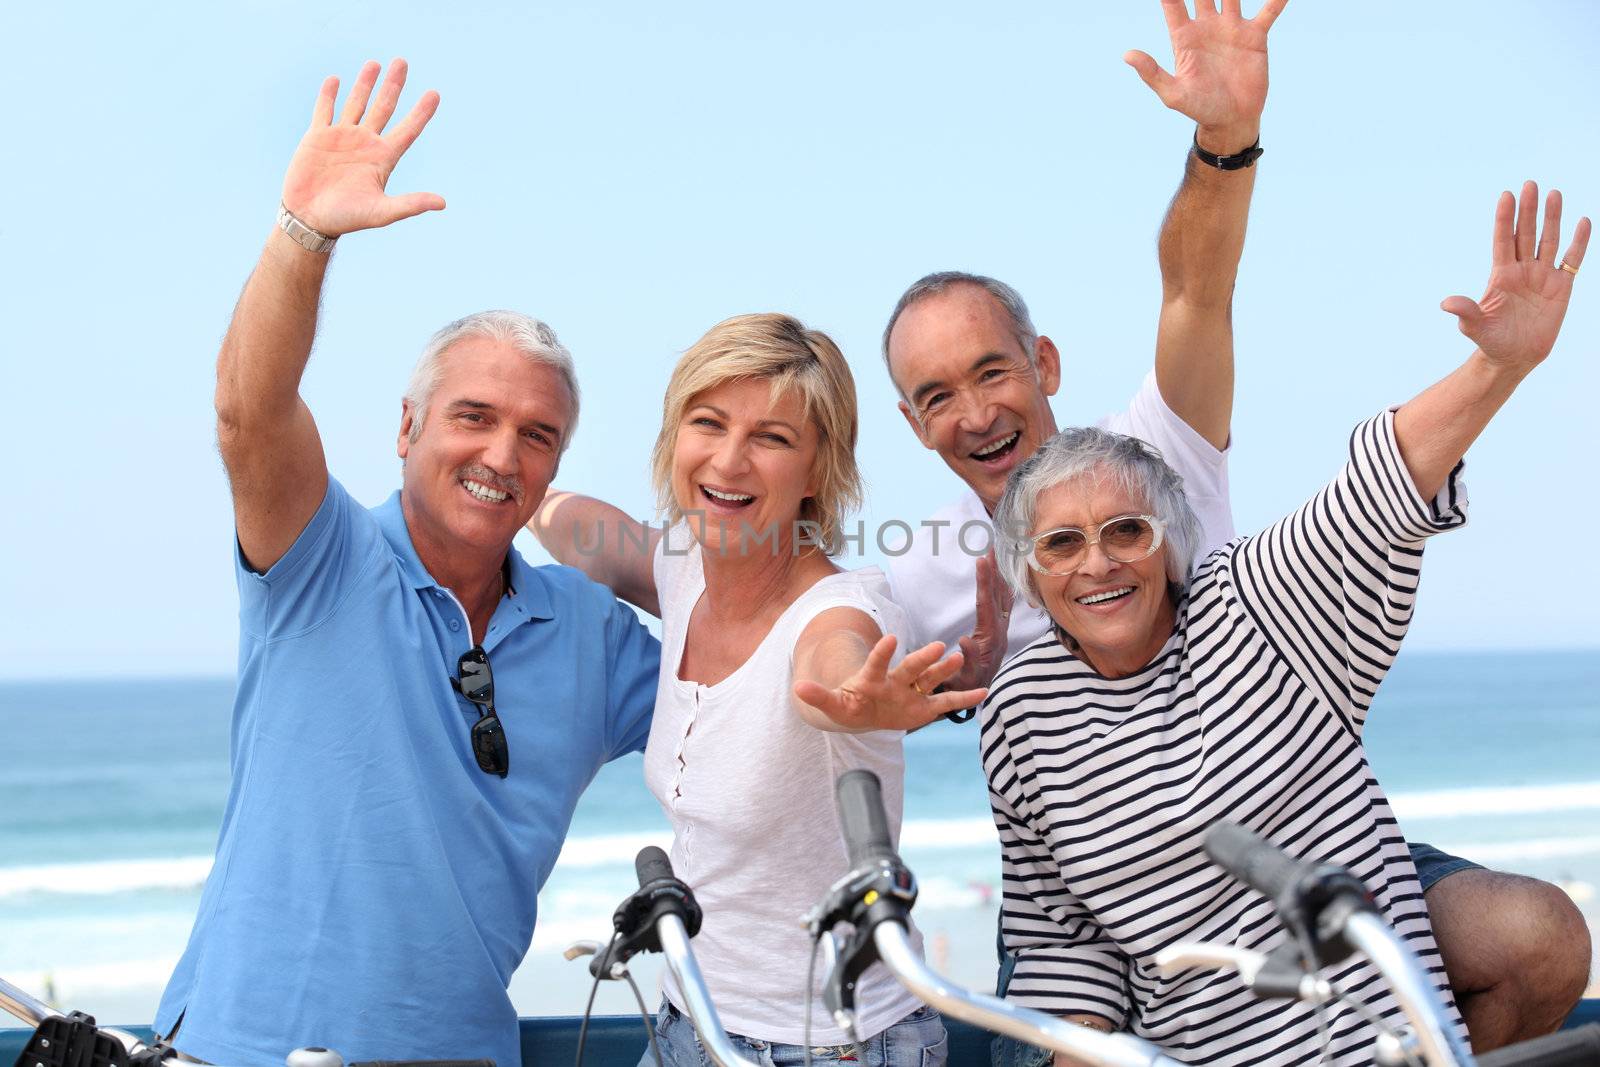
[1192,132,1264,171]
[276,202,337,253]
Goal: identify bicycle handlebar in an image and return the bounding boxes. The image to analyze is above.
[1,975,54,1028]
[835,770,895,867]
[1204,822,1476,1067]
[635,846,675,888]
[824,770,1181,1067]
[1203,822,1306,901]
[568,847,755,1067]
[871,921,1180,1067]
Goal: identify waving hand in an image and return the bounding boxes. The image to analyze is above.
[1442,181,1590,378]
[281,59,445,237]
[950,550,1016,694]
[794,636,988,733]
[1125,0,1288,151]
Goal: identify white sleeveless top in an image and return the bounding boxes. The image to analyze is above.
[645,523,926,1044]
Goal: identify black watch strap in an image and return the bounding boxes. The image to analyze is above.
[1192,132,1263,171]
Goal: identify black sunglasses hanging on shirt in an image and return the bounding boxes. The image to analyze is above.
[452,645,509,778]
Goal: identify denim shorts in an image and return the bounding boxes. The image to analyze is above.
[1409,840,1483,892]
[644,998,948,1067]
[987,841,1483,1067]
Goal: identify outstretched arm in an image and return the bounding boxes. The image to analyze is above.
[528,491,661,616]
[792,613,986,733]
[1227,184,1586,732]
[1397,182,1589,496]
[218,59,443,572]
[1125,0,1289,449]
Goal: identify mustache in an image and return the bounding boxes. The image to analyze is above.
[456,465,524,501]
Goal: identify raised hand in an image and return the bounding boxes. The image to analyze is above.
[1442,182,1590,378]
[1124,0,1288,152]
[280,59,445,238]
[951,550,1016,693]
[793,637,988,733]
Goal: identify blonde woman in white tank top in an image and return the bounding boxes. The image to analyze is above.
[532,314,985,1065]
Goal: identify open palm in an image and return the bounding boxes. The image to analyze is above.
[281,59,444,237]
[1125,0,1288,143]
[1442,182,1591,376]
[793,636,987,732]
[951,550,1015,693]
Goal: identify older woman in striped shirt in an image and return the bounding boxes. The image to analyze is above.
[980,183,1589,1066]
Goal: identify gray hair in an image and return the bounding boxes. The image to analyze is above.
[404,310,581,452]
[881,271,1039,388]
[992,427,1202,610]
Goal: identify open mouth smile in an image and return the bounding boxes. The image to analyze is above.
[1076,586,1134,606]
[462,479,511,504]
[971,432,1021,465]
[700,484,755,510]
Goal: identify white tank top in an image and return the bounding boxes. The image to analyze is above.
[645,524,926,1044]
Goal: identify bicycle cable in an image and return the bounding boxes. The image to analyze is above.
[802,930,823,1067]
[619,965,662,1067]
[574,928,621,1067]
[1324,978,1425,1067]
[1292,920,1334,1067]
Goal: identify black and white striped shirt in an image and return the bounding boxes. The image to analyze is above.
[981,412,1470,1065]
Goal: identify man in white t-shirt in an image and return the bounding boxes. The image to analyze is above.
[880,1,1591,1057]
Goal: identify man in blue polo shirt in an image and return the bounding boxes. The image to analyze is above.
[153,60,659,1067]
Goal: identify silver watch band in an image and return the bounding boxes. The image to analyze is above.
[276,203,337,253]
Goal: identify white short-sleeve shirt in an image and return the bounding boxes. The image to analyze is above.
[887,371,1235,658]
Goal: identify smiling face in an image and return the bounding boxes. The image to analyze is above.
[887,284,1061,513]
[671,377,820,558]
[1028,473,1176,679]
[396,334,573,562]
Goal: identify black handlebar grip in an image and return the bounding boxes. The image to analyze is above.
[1204,821,1307,901]
[836,769,896,867]
[1476,1024,1600,1067]
[636,845,674,888]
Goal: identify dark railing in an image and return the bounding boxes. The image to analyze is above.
[3,1004,1597,1067]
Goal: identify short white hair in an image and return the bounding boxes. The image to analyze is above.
[992,427,1202,610]
[404,310,580,452]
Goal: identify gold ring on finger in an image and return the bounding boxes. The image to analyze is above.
[1559,261,1579,275]
[911,679,928,696]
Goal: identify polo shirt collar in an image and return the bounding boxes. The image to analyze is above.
[373,491,555,621]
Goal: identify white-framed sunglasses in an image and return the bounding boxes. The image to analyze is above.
[1020,514,1166,576]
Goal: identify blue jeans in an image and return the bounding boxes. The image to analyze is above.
[642,999,948,1067]
[987,841,1480,1067]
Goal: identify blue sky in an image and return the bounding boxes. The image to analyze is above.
[3,1,1598,678]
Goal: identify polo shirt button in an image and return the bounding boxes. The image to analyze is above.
[448,619,461,632]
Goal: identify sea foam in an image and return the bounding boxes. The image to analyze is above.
[4,780,1599,899]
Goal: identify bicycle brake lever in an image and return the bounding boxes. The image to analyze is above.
[1154,942,1268,982]
[819,930,841,975]
[563,940,603,962]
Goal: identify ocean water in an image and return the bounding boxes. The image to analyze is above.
[1,650,1597,1024]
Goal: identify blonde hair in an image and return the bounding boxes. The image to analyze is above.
[650,313,863,555]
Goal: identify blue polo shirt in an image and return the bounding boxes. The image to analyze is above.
[156,479,659,1067]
